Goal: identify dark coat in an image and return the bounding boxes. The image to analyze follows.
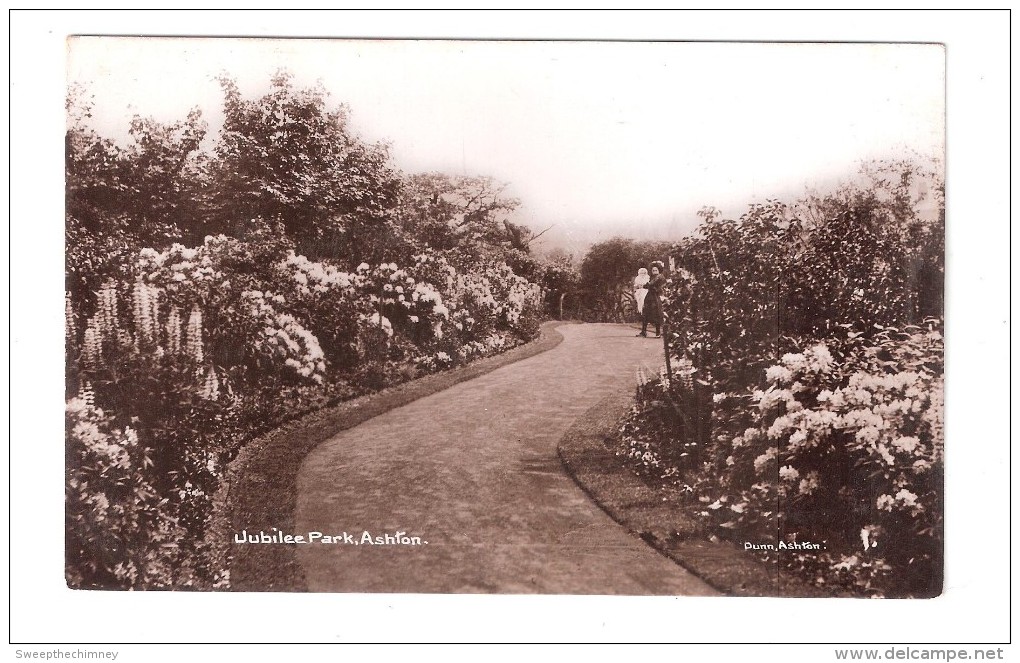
[641,272,665,323]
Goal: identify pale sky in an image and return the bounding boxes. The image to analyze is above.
[67,37,944,254]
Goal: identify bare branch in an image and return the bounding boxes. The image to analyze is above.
[529,225,554,244]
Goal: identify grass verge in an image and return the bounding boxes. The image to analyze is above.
[557,390,835,597]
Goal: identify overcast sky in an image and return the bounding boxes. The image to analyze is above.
[67,37,944,254]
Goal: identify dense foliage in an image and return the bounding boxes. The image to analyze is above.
[65,73,544,588]
[576,238,672,321]
[617,160,944,597]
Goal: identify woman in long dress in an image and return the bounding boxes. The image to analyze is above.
[636,262,665,337]
[633,267,649,315]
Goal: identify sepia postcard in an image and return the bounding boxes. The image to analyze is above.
[63,35,945,604]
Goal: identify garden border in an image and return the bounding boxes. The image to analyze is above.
[557,390,836,598]
[207,320,571,591]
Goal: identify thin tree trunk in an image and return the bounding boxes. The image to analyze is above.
[662,318,672,384]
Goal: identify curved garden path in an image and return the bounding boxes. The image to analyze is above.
[294,323,718,595]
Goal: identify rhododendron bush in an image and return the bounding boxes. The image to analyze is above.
[619,161,944,597]
[696,324,943,597]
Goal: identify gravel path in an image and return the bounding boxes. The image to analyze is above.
[294,323,718,595]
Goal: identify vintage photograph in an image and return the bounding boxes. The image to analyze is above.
[64,36,945,599]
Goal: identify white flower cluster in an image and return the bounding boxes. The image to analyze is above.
[458,272,499,312]
[65,292,77,351]
[674,356,696,391]
[199,365,221,401]
[362,261,456,325]
[413,350,454,373]
[279,251,358,296]
[767,343,835,384]
[457,340,489,360]
[484,332,510,351]
[484,263,541,326]
[798,471,820,496]
[128,277,160,351]
[185,305,204,364]
[876,488,922,515]
[448,264,534,325]
[78,278,209,369]
[412,253,458,290]
[67,396,137,472]
[165,306,183,356]
[411,282,449,319]
[81,281,121,366]
[138,241,220,288]
[621,432,662,470]
[359,312,394,338]
[760,374,935,463]
[749,334,941,508]
[498,278,541,326]
[753,447,777,474]
[243,290,326,383]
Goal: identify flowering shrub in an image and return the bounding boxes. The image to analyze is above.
[482,262,543,330]
[132,236,339,390]
[68,276,247,584]
[238,290,323,381]
[66,395,202,589]
[692,323,944,596]
[273,251,368,369]
[66,233,544,588]
[359,260,445,349]
[621,322,943,597]
[618,162,944,597]
[617,370,696,483]
[412,350,455,374]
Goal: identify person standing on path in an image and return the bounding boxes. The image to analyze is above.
[636,261,665,338]
[633,267,649,315]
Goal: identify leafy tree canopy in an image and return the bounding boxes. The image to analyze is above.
[203,71,401,263]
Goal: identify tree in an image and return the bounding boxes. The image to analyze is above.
[578,237,672,320]
[538,249,579,319]
[65,84,207,303]
[788,156,946,333]
[580,237,635,298]
[66,85,207,242]
[203,71,401,265]
[394,171,547,279]
[396,173,516,248]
